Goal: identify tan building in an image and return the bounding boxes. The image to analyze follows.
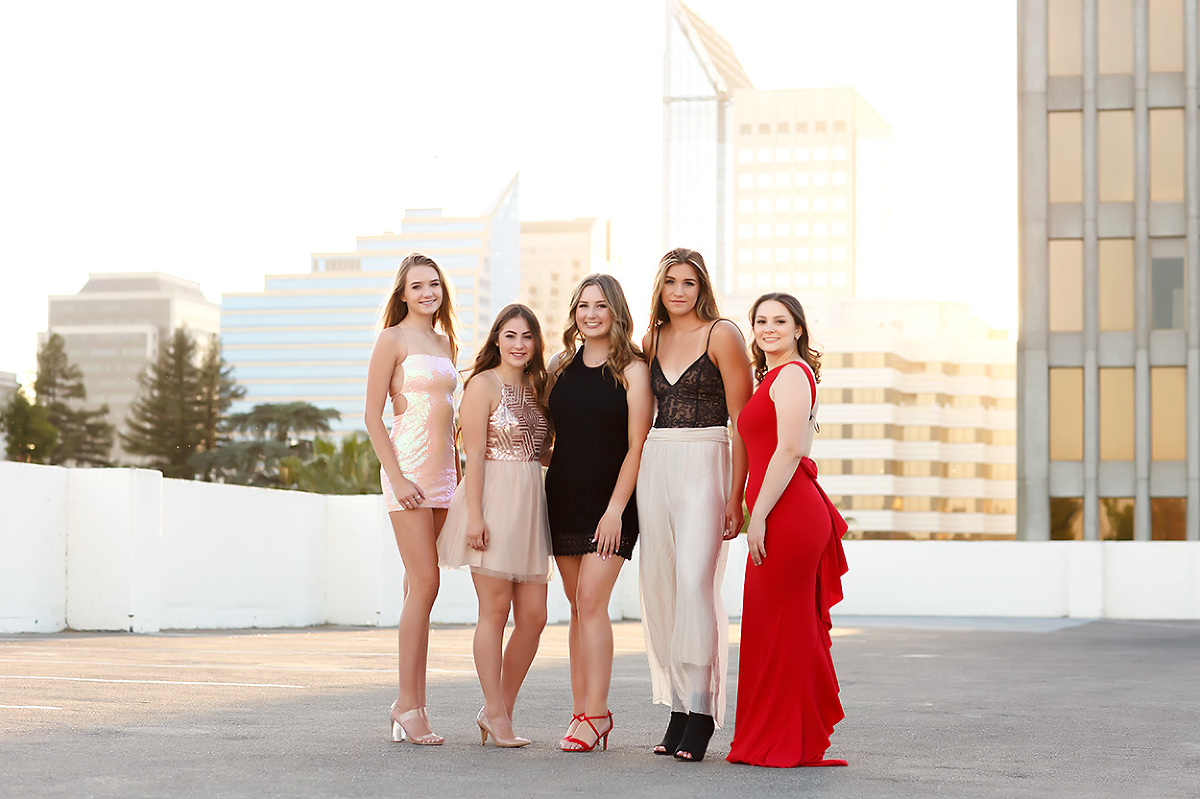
[519,218,613,352]
[45,273,220,463]
[1018,0,1198,540]
[731,88,891,299]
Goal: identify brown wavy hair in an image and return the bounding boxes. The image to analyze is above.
[467,304,549,411]
[555,273,644,389]
[379,253,458,361]
[748,292,822,384]
[647,248,721,331]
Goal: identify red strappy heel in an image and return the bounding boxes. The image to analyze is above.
[560,711,613,752]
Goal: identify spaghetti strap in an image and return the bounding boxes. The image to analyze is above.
[704,319,723,350]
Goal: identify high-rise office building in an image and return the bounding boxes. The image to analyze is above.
[519,218,613,351]
[1018,0,1198,540]
[663,0,752,293]
[45,273,220,463]
[664,3,891,299]
[221,177,519,432]
[731,88,891,299]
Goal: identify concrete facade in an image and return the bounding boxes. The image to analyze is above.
[519,218,613,351]
[3,461,1197,635]
[1019,0,1200,540]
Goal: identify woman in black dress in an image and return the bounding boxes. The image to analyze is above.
[545,273,653,752]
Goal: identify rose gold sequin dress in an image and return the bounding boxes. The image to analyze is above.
[381,354,458,512]
[437,375,552,583]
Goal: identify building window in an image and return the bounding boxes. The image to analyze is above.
[1050,497,1084,539]
[1100,368,1135,461]
[775,147,792,162]
[737,274,752,289]
[1150,109,1185,202]
[737,248,753,264]
[832,221,847,237]
[794,222,810,237]
[1151,367,1187,460]
[776,173,791,187]
[777,122,790,134]
[1048,112,1082,202]
[1098,0,1133,73]
[795,172,810,187]
[737,174,754,188]
[813,197,829,211]
[775,223,790,237]
[1048,240,1083,332]
[795,273,810,287]
[794,247,809,262]
[814,147,828,161]
[814,247,828,262]
[812,272,828,286]
[796,122,808,133]
[1150,498,1187,540]
[758,123,771,134]
[1050,368,1083,460]
[774,247,790,262]
[1099,498,1134,540]
[756,198,772,212]
[813,222,829,237]
[1151,238,1186,329]
[738,223,753,238]
[757,148,772,163]
[796,198,810,212]
[813,172,829,186]
[1099,239,1135,331]
[738,148,753,163]
[832,247,847,262]
[738,199,754,213]
[739,124,752,135]
[832,171,847,185]
[832,146,848,161]
[831,270,847,286]
[1148,0,1184,72]
[756,248,772,263]
[757,273,772,288]
[1098,111,1134,202]
[756,173,772,188]
[756,223,771,237]
[795,147,810,162]
[775,273,792,288]
[776,197,791,212]
[1047,0,1083,76]
[832,196,847,211]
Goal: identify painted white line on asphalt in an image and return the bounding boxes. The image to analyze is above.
[0,658,391,674]
[0,675,304,689]
[0,704,63,710]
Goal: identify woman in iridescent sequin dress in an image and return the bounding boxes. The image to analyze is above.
[365,253,460,746]
[439,304,552,747]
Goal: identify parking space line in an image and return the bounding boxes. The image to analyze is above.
[0,675,304,689]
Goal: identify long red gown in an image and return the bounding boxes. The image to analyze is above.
[726,361,849,768]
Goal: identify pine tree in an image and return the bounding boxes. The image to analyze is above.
[0,387,58,463]
[122,328,205,479]
[193,335,246,479]
[34,333,114,466]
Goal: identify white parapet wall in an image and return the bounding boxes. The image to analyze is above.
[1,461,1198,633]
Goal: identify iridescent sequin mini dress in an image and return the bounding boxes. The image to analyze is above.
[381,353,459,512]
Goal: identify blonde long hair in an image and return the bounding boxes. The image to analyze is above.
[467,304,549,411]
[379,253,459,361]
[555,274,644,389]
[647,248,721,332]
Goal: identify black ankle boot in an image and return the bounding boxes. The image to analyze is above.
[673,713,715,762]
[653,711,688,755]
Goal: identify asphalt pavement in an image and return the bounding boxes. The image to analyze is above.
[1,617,1197,799]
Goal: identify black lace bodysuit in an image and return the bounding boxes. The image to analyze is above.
[650,320,730,429]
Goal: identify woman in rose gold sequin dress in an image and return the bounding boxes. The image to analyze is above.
[365,253,459,746]
[439,304,552,747]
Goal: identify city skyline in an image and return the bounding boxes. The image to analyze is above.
[0,0,1017,379]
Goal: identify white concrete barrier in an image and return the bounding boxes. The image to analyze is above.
[1,461,1198,633]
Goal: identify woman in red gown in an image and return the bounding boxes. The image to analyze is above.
[726,292,849,768]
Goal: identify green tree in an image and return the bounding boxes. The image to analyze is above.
[122,328,205,479]
[34,333,115,466]
[194,335,246,479]
[228,402,340,443]
[1,387,58,463]
[280,433,381,495]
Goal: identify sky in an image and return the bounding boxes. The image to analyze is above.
[0,0,1017,378]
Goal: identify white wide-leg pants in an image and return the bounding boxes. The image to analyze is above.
[636,426,730,729]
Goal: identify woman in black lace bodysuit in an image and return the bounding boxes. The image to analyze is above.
[636,248,753,762]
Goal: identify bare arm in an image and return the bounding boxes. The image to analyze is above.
[459,372,498,550]
[539,352,563,468]
[593,360,653,559]
[745,364,811,566]
[364,328,423,505]
[710,320,753,539]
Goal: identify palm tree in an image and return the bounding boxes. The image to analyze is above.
[227,402,340,443]
[280,433,381,495]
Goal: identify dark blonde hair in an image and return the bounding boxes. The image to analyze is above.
[379,253,458,361]
[748,292,822,384]
[647,248,720,331]
[555,274,644,389]
[467,304,549,410]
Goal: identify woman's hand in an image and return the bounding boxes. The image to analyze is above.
[723,497,744,541]
[747,515,767,566]
[466,515,489,551]
[593,508,623,560]
[395,477,425,511]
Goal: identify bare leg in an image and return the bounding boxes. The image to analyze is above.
[414,508,448,708]
[391,507,440,740]
[564,554,623,748]
[472,572,520,740]
[502,580,549,719]
[554,555,586,727]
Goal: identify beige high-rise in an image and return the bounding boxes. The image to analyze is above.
[519,218,613,352]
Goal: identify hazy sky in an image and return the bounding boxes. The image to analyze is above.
[0,0,1016,377]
